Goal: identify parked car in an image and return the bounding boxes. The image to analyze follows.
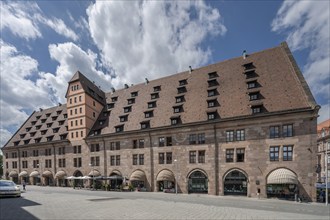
[0,180,21,198]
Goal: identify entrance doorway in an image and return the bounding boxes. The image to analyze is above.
[224,170,248,196]
[188,170,208,193]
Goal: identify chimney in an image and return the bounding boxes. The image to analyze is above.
[58,103,62,106]
[124,84,129,89]
[111,87,116,93]
[145,78,149,85]
[189,66,193,74]
[39,108,43,112]
[242,50,247,59]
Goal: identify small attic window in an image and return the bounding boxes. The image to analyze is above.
[47,123,53,128]
[53,128,59,133]
[36,115,41,120]
[177,86,187,94]
[24,139,30,145]
[207,89,218,97]
[52,116,58,121]
[249,92,260,101]
[151,93,159,99]
[36,125,41,130]
[41,119,46,123]
[94,129,101,135]
[207,99,218,108]
[208,79,219,87]
[63,114,68,118]
[30,132,36,137]
[111,97,118,102]
[208,71,218,79]
[154,86,161,92]
[207,111,218,120]
[103,111,110,117]
[131,91,138,97]
[124,106,132,113]
[14,141,20,146]
[242,62,255,70]
[140,121,150,129]
[47,136,54,142]
[60,134,67,140]
[41,130,47,135]
[179,79,187,86]
[35,138,41,143]
[31,121,36,125]
[176,95,185,103]
[119,115,128,122]
[173,105,183,113]
[107,103,115,109]
[46,113,51,117]
[247,81,257,89]
[57,110,62,115]
[127,98,135,105]
[148,101,157,108]
[251,105,263,114]
[58,120,65,125]
[115,125,124,133]
[20,134,26,138]
[144,110,154,118]
[26,127,32,132]
[170,116,181,125]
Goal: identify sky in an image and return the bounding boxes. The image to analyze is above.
[0,0,329,148]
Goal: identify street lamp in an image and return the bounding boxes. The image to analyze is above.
[89,163,94,190]
[37,163,42,186]
[174,159,178,194]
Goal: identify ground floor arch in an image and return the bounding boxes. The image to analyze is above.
[266,168,298,200]
[19,171,29,184]
[109,171,123,190]
[130,170,146,191]
[73,170,83,188]
[156,169,175,192]
[188,169,208,194]
[223,169,248,196]
[55,170,68,187]
[42,170,54,186]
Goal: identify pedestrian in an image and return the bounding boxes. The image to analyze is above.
[22,180,26,191]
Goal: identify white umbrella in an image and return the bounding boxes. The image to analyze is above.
[66,176,75,180]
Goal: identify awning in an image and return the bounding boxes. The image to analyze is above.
[157,170,175,182]
[88,170,101,177]
[42,170,53,177]
[55,171,66,179]
[108,175,123,180]
[267,168,298,184]
[130,170,145,181]
[9,170,18,177]
[30,171,40,177]
[19,171,28,177]
[110,170,122,176]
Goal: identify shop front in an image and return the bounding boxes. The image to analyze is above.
[42,170,54,186]
[266,168,298,200]
[188,170,208,194]
[109,172,123,190]
[55,170,67,187]
[130,170,146,191]
[9,170,18,184]
[224,169,248,196]
[19,171,29,184]
[29,171,40,185]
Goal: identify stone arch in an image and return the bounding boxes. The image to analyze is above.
[187,168,208,194]
[129,169,147,190]
[156,169,175,192]
[223,168,249,196]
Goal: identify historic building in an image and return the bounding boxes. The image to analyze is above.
[2,42,320,201]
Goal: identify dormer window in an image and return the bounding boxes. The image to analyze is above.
[111,97,118,102]
[115,125,124,133]
[151,93,159,99]
[41,119,46,123]
[47,123,53,128]
[31,121,36,125]
[154,86,161,92]
[148,101,157,108]
[94,130,101,135]
[249,92,260,101]
[107,103,115,109]
[99,120,105,125]
[26,127,32,132]
[36,115,41,120]
[103,111,110,117]
[41,130,47,135]
[176,95,185,103]
[140,121,150,129]
[179,79,187,86]
[242,62,255,70]
[35,138,41,143]
[247,81,257,89]
[46,113,51,117]
[52,116,58,121]
[60,134,67,140]
[24,139,30,145]
[20,134,26,138]
[208,71,218,79]
[173,105,183,113]
[53,128,59,133]
[124,106,132,113]
[208,79,219,87]
[47,136,54,142]
[63,114,67,119]
[36,125,41,130]
[127,98,135,105]
[145,110,154,118]
[58,120,64,125]
[170,116,181,125]
[119,115,128,122]
[251,105,262,114]
[57,110,62,115]
[14,141,20,146]
[207,99,218,108]
[177,86,187,94]
[207,111,218,120]
[30,132,36,137]
[131,91,138,97]
[207,89,218,97]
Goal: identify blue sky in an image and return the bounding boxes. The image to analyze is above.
[1,0,329,147]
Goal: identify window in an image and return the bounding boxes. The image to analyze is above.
[151,93,159,99]
[138,154,144,165]
[283,124,293,137]
[31,121,36,125]
[127,98,135,105]
[58,147,65,155]
[189,134,196,145]
[20,134,26,139]
[58,120,64,125]
[33,150,39,157]
[116,155,120,166]
[164,152,172,164]
[70,98,72,104]
[14,141,20,146]
[52,116,58,121]
[171,117,180,125]
[226,131,234,142]
[33,160,39,168]
[270,126,280,138]
[45,148,52,156]
[30,132,36,137]
[58,158,66,168]
[133,140,138,149]
[36,125,41,130]
[22,161,28,168]
[236,129,245,141]
[176,96,185,103]
[189,151,196,163]
[107,103,115,109]
[93,112,96,118]
[74,145,81,154]
[247,81,257,89]
[249,92,259,101]
[74,109,78,115]
[140,121,150,129]
[207,99,217,107]
[226,149,234,162]
[208,71,218,79]
[131,91,138,97]
[179,79,187,86]
[22,151,28,158]
[166,137,173,146]
[115,125,124,133]
[11,152,17,158]
[159,137,165,147]
[110,141,120,151]
[79,107,82,114]
[139,139,145,148]
[70,109,73,115]
[177,86,187,94]
[93,101,96,106]
[148,101,157,108]
[198,151,205,163]
[208,79,218,87]
[173,105,183,113]
[91,143,100,152]
[79,96,82,102]
[133,154,138,165]
[269,146,279,161]
[111,97,118,102]
[207,89,217,97]
[207,112,217,120]
[154,86,161,92]
[26,127,31,132]
[145,111,153,118]
[12,161,18,169]
[120,115,128,122]
[159,153,165,164]
[124,106,132,113]
[90,156,100,166]
[251,106,262,114]
[110,156,115,166]
[283,145,293,161]
[74,158,82,167]
[24,139,30,144]
[74,97,77,103]
[53,128,59,133]
[197,133,205,144]
[35,138,41,143]
[236,148,245,162]
[45,159,52,168]
[64,114,67,118]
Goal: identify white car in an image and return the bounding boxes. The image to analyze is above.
[0,180,21,198]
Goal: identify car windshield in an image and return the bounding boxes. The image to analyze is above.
[0,181,15,187]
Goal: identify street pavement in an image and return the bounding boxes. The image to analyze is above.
[0,185,329,220]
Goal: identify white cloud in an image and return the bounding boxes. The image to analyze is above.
[0,128,13,149]
[318,103,330,124]
[87,1,226,88]
[1,1,78,41]
[271,0,330,122]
